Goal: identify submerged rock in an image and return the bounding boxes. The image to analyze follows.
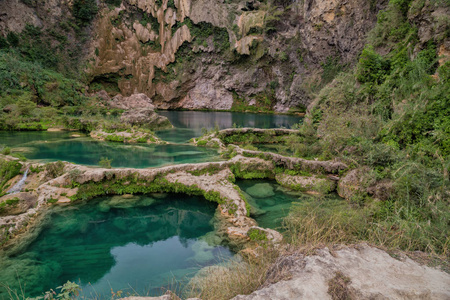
[246,183,274,198]
[189,240,216,264]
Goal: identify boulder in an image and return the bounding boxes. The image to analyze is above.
[110,93,155,110]
[337,167,371,201]
[232,244,450,300]
[276,173,336,194]
[246,183,274,198]
[95,90,110,102]
[120,108,172,130]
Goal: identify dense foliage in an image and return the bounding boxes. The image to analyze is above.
[291,0,450,255]
[72,0,99,26]
[0,159,22,195]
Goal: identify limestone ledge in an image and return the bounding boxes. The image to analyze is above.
[0,142,347,252]
[90,129,165,144]
[194,128,347,174]
[0,155,279,253]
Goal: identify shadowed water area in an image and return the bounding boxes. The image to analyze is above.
[156,111,302,143]
[236,179,330,230]
[0,194,232,298]
[0,131,221,168]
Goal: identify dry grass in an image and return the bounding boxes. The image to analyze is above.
[281,199,366,253]
[183,248,279,300]
[327,271,355,300]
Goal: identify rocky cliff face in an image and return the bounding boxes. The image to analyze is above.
[88,0,384,112]
[0,0,385,111]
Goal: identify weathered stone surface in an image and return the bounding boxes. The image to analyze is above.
[236,147,348,175]
[0,0,42,33]
[178,81,233,110]
[109,93,155,110]
[218,128,301,138]
[84,0,385,112]
[120,108,172,129]
[0,192,37,216]
[233,244,450,300]
[0,155,274,250]
[337,167,370,201]
[275,173,336,194]
[90,129,164,144]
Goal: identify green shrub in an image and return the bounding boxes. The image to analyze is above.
[99,157,112,169]
[0,159,22,193]
[11,153,27,161]
[356,46,391,84]
[105,0,122,7]
[72,0,98,25]
[45,161,65,178]
[0,36,8,49]
[248,228,268,241]
[196,140,207,146]
[1,147,11,155]
[6,32,19,47]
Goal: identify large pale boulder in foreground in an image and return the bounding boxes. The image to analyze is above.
[232,244,450,300]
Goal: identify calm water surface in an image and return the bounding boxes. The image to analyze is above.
[0,112,304,298]
[1,111,301,165]
[156,111,302,143]
[0,131,221,168]
[0,194,232,298]
[236,179,312,230]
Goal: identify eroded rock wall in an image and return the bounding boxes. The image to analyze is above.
[87,0,384,111]
[0,0,385,111]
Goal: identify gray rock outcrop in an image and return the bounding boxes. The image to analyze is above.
[233,244,450,300]
[109,93,156,110]
[120,108,172,130]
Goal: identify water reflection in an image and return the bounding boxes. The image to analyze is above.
[0,194,232,298]
[0,132,221,168]
[156,111,301,143]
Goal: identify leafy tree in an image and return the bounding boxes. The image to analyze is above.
[72,0,98,25]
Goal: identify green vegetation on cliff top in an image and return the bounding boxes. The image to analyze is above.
[291,0,450,255]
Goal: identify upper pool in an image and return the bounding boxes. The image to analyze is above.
[0,131,221,168]
[156,111,302,143]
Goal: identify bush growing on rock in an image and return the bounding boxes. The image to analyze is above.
[99,157,112,169]
[45,161,65,179]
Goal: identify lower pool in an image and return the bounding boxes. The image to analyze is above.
[0,194,232,298]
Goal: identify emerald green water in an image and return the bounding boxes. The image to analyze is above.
[156,111,301,143]
[0,131,221,168]
[0,194,232,298]
[236,179,313,230]
[0,112,306,298]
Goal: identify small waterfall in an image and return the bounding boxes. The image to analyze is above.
[7,168,29,194]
